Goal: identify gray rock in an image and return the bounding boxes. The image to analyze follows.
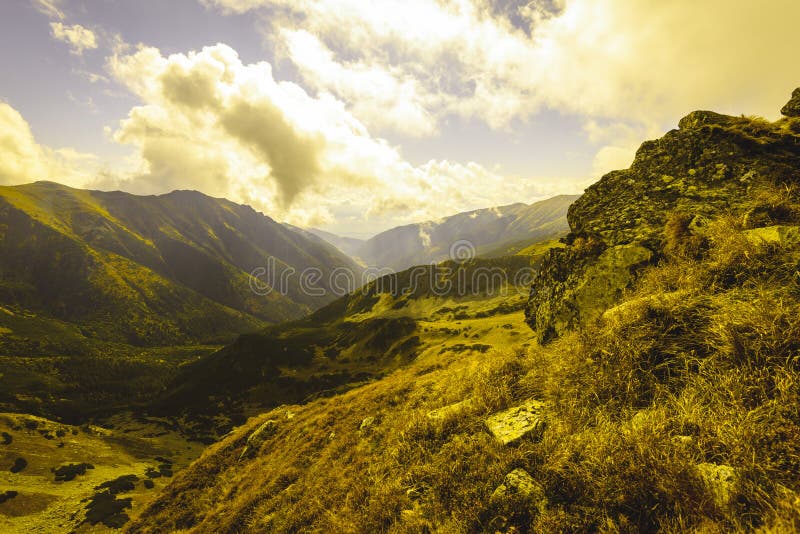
[239,419,277,460]
[490,468,547,513]
[359,417,375,432]
[696,462,737,508]
[527,244,652,343]
[781,87,800,118]
[743,225,800,248]
[485,400,547,445]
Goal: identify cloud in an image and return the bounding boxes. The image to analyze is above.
[0,102,99,187]
[204,0,800,132]
[280,29,438,136]
[50,22,98,55]
[106,43,545,230]
[31,0,64,20]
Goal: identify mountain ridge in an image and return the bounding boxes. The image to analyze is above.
[313,194,579,271]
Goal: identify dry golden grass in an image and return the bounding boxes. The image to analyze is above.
[128,206,800,533]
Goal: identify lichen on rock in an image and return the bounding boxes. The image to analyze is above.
[526,91,800,343]
[781,87,800,118]
[485,400,547,445]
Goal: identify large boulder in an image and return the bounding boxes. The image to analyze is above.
[526,95,800,343]
[527,243,652,343]
[781,87,800,118]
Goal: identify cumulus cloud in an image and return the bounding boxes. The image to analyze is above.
[50,22,98,55]
[0,102,99,187]
[281,30,437,136]
[106,43,541,230]
[204,0,800,138]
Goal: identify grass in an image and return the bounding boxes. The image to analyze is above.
[127,202,800,532]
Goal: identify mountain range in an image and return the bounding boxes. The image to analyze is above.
[0,182,360,349]
[125,87,800,534]
[308,195,578,271]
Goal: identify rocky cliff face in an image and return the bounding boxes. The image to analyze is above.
[526,89,800,343]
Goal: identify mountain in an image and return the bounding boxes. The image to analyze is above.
[313,195,578,272]
[151,252,551,439]
[306,227,366,259]
[128,91,800,533]
[0,182,360,348]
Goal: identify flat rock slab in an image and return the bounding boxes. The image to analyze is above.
[743,225,800,248]
[485,400,547,445]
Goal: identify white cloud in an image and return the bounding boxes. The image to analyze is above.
[31,0,64,20]
[281,29,437,136]
[0,102,100,187]
[204,0,800,132]
[105,43,545,231]
[50,22,98,55]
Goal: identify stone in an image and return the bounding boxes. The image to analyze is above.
[490,468,547,513]
[678,110,737,130]
[696,463,737,508]
[743,225,800,248]
[359,417,375,431]
[426,399,474,421]
[485,400,547,445]
[781,87,800,118]
[239,419,278,460]
[527,244,652,343]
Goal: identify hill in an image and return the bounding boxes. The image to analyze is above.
[0,182,361,421]
[127,90,800,532]
[0,182,360,348]
[151,253,551,441]
[343,195,577,271]
[305,227,366,259]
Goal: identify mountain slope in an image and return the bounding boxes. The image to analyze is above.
[128,90,800,533]
[305,227,366,259]
[0,182,360,347]
[151,253,549,439]
[350,195,578,271]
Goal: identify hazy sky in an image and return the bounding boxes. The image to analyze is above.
[1,0,798,236]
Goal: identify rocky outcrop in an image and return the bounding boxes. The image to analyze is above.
[485,400,547,445]
[781,87,800,118]
[526,90,800,343]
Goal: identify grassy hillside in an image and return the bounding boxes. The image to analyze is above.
[152,255,542,441]
[0,181,360,348]
[0,182,362,423]
[128,98,800,532]
[0,412,204,533]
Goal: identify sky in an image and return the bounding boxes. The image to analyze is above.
[0,1,798,237]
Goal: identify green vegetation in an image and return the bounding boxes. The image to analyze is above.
[126,193,800,534]
[155,255,537,440]
[128,102,800,532]
[0,181,366,421]
[0,412,204,532]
